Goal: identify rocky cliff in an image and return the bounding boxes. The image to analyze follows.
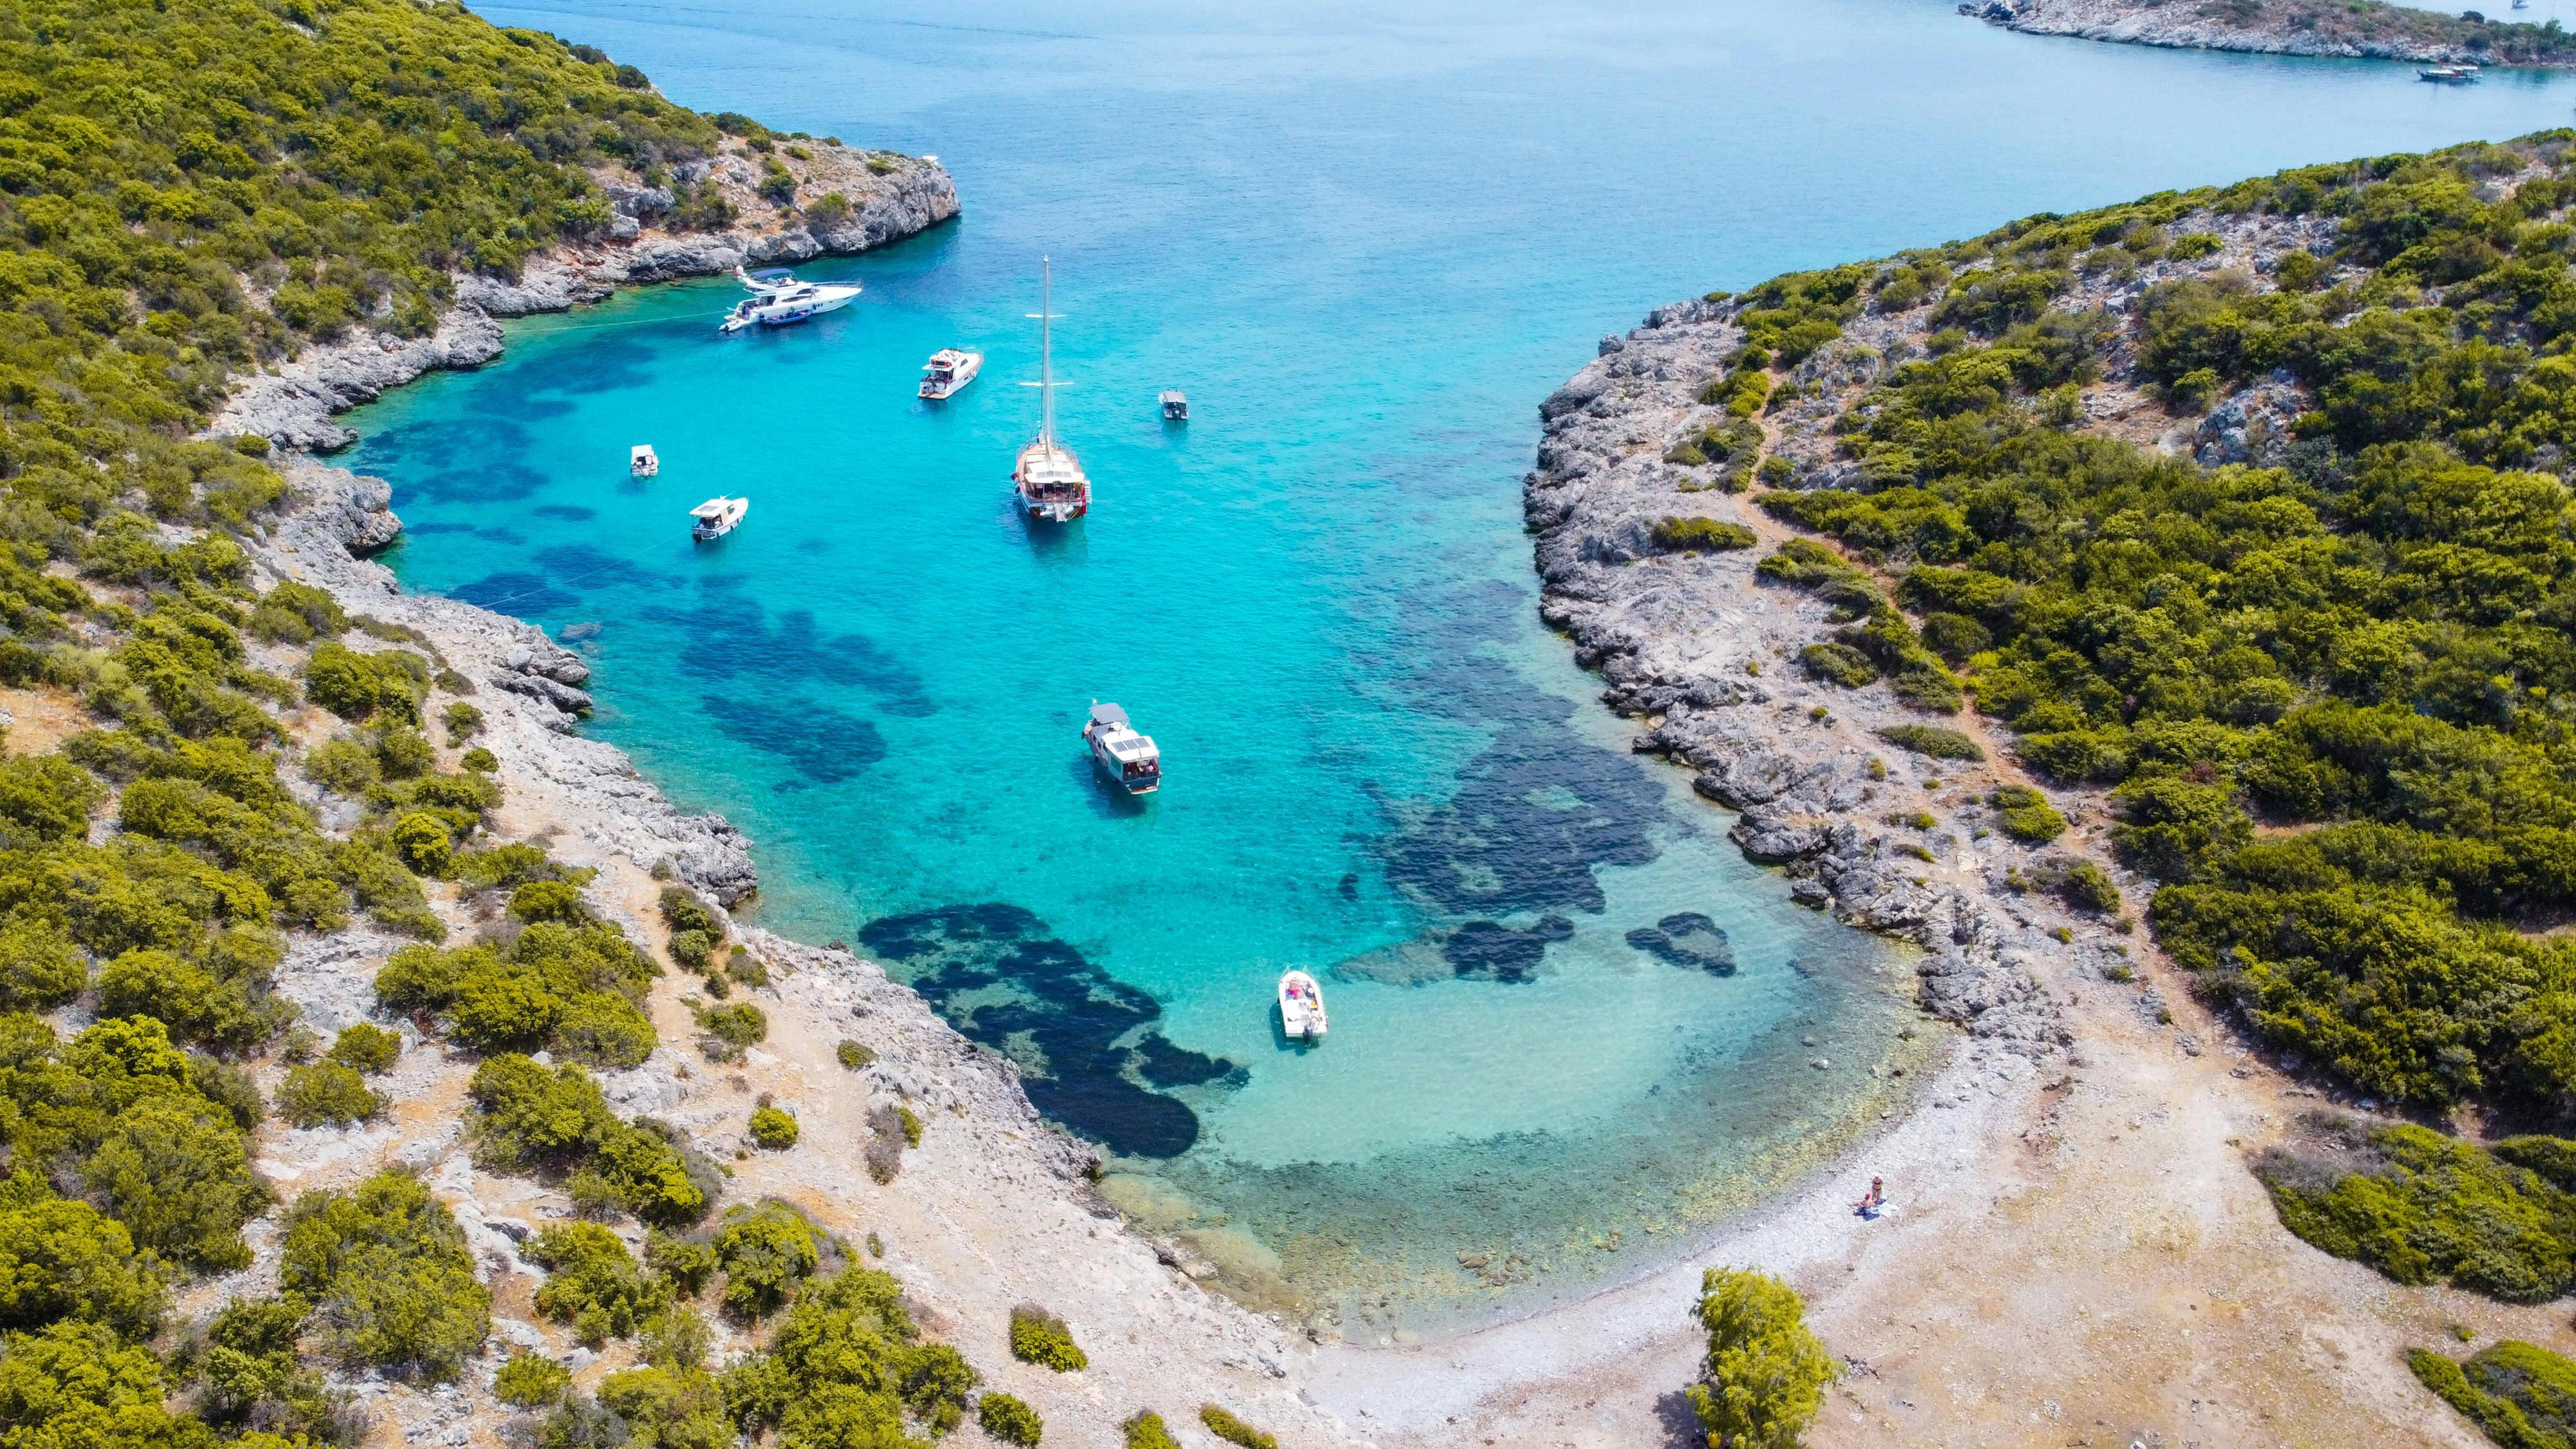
[1962,0,2575,66]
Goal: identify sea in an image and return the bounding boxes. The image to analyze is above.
[346,0,2576,1338]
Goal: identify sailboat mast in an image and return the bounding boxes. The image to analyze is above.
[1039,256,1055,448]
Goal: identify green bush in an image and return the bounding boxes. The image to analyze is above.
[442,702,485,744]
[2411,1340,2576,1448]
[713,1200,819,1319]
[304,644,428,725]
[720,1267,978,1441]
[276,1063,383,1128]
[0,925,88,1012]
[698,1002,767,1062]
[1124,1412,1182,1449]
[279,1171,490,1381]
[980,1392,1043,1445]
[526,1222,674,1345]
[0,1193,171,1338]
[328,1023,401,1074]
[466,1056,712,1225]
[747,1106,799,1151]
[1797,642,1877,687]
[1198,1405,1279,1449]
[1685,1267,1838,1449]
[647,1231,718,1296]
[1991,785,2067,843]
[1875,724,1983,762]
[495,1352,574,1410]
[2257,1118,2576,1302]
[1010,1303,1087,1371]
[1652,516,1758,553]
[379,918,658,1068]
[509,880,589,925]
[2060,862,2122,914]
[837,1040,876,1070]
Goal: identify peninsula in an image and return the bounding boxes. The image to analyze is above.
[1964,0,2576,66]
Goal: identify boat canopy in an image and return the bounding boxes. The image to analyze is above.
[1160,391,1186,403]
[1107,734,1157,758]
[748,267,795,281]
[1089,702,1130,729]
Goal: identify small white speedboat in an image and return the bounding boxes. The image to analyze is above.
[1083,702,1160,795]
[718,265,860,332]
[1160,390,1189,421]
[920,348,983,401]
[1279,969,1327,1041]
[631,444,659,478]
[690,496,748,541]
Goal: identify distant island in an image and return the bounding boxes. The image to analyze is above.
[1964,0,2576,66]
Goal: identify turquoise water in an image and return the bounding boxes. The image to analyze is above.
[348,0,2576,1333]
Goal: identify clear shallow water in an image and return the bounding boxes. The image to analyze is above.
[348,0,2576,1334]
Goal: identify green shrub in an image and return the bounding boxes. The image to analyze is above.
[495,1352,573,1410]
[747,1106,799,1151]
[658,887,722,939]
[390,812,453,876]
[1991,785,2067,843]
[328,1023,401,1074]
[0,925,88,1012]
[2259,1119,2576,1302]
[279,1171,490,1381]
[304,643,428,725]
[461,746,500,772]
[0,1193,171,1338]
[276,1064,383,1128]
[2167,230,2224,259]
[1797,642,1876,687]
[837,1040,876,1070]
[668,929,715,969]
[980,1392,1043,1445]
[1199,1405,1278,1449]
[1875,724,1983,762]
[1685,1267,1838,1449]
[720,1267,978,1441]
[1123,1412,1182,1449]
[509,880,589,924]
[2060,862,2121,914]
[1010,1303,1087,1371]
[698,1002,767,1062]
[1652,516,1758,553]
[714,1201,820,1320]
[2411,1340,2576,1448]
[647,1231,718,1296]
[526,1222,673,1345]
[81,1094,270,1271]
[442,702,485,744]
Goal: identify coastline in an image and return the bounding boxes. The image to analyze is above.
[218,158,1363,1445]
[1960,0,2576,67]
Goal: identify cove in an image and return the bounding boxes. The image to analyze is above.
[346,0,2576,1336]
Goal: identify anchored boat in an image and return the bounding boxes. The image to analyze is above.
[1160,390,1188,421]
[1279,970,1327,1041]
[719,265,860,332]
[630,444,659,478]
[1083,702,1161,795]
[2420,62,2481,82]
[690,496,748,541]
[1014,258,1091,522]
[920,348,983,401]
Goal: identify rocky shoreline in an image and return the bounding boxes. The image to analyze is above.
[213,162,1351,1445]
[216,143,959,450]
[1960,0,2567,67]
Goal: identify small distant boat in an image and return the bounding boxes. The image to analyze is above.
[1014,258,1092,522]
[719,265,860,332]
[2420,62,2481,82]
[1160,390,1189,421]
[920,348,983,401]
[1083,701,1161,795]
[630,444,659,478]
[1279,970,1327,1041]
[690,496,748,541]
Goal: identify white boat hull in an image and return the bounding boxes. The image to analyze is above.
[1279,970,1327,1040]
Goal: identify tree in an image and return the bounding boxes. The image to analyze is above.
[1685,1268,1838,1449]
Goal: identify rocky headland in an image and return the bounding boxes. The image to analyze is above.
[1962,0,2576,66]
[216,138,960,451]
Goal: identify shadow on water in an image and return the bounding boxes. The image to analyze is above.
[1014,508,1087,560]
[1065,753,1151,817]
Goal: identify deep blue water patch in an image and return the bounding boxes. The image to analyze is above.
[647,595,937,717]
[698,695,887,782]
[858,904,1199,1158]
[1627,913,1737,975]
[1441,914,1575,983]
[451,571,580,615]
[1378,713,1662,918]
[533,504,600,522]
[1133,1032,1242,1089]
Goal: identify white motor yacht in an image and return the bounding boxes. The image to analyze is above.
[1014,258,1091,522]
[1278,970,1327,1041]
[719,265,860,332]
[1083,702,1161,794]
[920,348,983,401]
[690,496,748,541]
[630,444,659,478]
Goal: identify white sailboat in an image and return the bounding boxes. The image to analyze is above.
[1013,258,1090,522]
